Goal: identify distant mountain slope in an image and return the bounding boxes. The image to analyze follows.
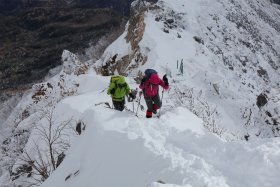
[273,0,280,5]
[0,7,125,90]
[0,0,135,15]
[0,0,136,91]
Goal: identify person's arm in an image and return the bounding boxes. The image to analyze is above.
[159,75,169,90]
[107,82,116,95]
[139,76,147,90]
[126,83,137,100]
[159,80,169,90]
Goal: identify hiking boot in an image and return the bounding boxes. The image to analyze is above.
[146,110,152,118]
[152,104,158,114]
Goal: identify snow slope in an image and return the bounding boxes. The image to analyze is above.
[39,75,280,187]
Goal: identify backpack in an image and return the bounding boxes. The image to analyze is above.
[142,69,160,97]
[144,69,157,79]
[110,75,127,88]
[108,75,128,100]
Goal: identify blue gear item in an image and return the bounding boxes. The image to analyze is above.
[144,69,157,79]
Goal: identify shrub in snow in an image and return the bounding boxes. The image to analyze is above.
[170,84,224,137]
[14,107,77,185]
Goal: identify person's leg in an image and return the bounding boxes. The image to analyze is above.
[120,99,125,111]
[112,100,119,110]
[113,100,125,111]
[152,93,162,113]
[144,97,153,118]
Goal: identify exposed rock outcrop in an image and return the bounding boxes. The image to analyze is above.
[98,0,159,76]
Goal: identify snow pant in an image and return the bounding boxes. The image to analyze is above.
[112,99,125,111]
[144,93,162,118]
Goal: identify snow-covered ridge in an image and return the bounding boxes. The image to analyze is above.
[97,0,280,138]
[39,88,280,187]
[1,0,280,186]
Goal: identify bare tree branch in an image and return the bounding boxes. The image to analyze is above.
[18,107,77,186]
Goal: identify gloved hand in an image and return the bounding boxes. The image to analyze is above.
[129,92,136,100]
[163,75,168,86]
[109,88,115,95]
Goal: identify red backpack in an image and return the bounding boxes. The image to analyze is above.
[142,72,161,97]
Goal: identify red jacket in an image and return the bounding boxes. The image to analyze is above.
[139,74,169,97]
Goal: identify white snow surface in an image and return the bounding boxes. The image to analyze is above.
[39,75,280,187]
[1,0,280,187]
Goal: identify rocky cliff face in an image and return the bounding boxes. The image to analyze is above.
[96,0,158,76]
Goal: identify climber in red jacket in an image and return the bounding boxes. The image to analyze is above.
[139,69,169,118]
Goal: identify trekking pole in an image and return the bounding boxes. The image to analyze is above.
[132,99,135,113]
[158,90,164,118]
[132,88,138,113]
[136,92,142,116]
